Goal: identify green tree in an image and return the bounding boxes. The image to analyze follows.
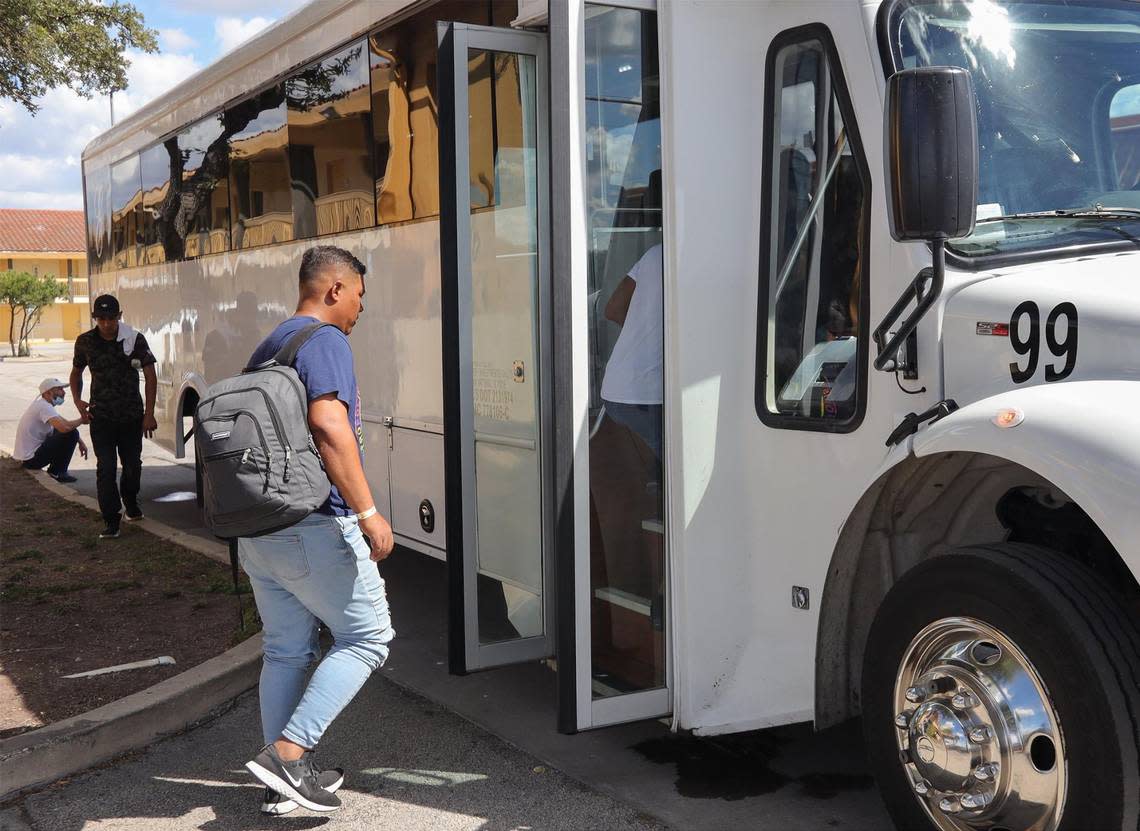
[0,0,157,115]
[0,271,64,356]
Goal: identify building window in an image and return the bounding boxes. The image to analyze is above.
[229,84,292,249]
[756,26,870,432]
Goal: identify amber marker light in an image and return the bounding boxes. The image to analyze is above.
[993,407,1025,428]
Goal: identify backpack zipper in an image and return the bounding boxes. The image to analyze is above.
[199,387,289,453]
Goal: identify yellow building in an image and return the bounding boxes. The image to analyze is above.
[0,208,89,343]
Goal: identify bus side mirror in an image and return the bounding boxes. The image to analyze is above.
[885,66,978,242]
[873,67,979,373]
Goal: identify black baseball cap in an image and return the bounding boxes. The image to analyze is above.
[92,295,120,318]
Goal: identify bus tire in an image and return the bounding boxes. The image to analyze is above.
[194,422,204,509]
[861,543,1140,831]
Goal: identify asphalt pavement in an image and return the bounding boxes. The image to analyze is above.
[16,681,663,831]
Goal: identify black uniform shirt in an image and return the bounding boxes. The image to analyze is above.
[73,328,157,422]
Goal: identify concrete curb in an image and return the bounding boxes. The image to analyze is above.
[0,636,262,802]
[0,458,260,802]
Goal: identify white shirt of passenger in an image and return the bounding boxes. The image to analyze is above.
[14,397,60,461]
[601,244,664,405]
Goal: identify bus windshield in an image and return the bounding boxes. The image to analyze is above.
[887,0,1140,259]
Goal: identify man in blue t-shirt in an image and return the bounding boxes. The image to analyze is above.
[239,246,395,816]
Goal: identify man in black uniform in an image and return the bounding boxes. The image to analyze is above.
[70,295,158,539]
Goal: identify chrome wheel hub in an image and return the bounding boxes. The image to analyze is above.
[893,617,1066,830]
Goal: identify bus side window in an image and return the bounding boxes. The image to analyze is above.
[757,27,869,431]
[110,155,142,271]
[286,40,374,240]
[84,165,111,275]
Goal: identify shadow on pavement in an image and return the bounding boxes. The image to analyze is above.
[24,682,662,831]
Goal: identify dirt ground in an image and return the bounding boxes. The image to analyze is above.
[0,461,255,739]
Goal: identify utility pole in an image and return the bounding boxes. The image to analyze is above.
[109,89,116,126]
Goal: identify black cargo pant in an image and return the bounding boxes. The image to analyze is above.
[90,417,143,522]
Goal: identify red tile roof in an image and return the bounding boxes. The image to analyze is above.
[0,209,86,254]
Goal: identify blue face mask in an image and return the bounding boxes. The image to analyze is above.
[51,394,65,407]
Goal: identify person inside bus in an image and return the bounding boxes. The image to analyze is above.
[70,294,158,539]
[239,246,395,816]
[601,241,664,480]
[13,377,89,482]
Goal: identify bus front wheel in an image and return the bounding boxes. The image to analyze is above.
[861,543,1139,831]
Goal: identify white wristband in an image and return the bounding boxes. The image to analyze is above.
[355,506,377,522]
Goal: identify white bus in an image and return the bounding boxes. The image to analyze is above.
[82,1,1140,828]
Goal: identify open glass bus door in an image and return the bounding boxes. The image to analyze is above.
[437,22,553,674]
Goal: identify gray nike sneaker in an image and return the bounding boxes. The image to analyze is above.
[246,744,341,813]
[260,756,344,815]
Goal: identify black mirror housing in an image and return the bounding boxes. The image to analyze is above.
[885,67,978,241]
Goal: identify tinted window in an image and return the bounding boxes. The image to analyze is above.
[759,33,868,429]
[287,41,373,239]
[177,113,232,258]
[84,164,111,275]
[229,84,292,249]
[370,0,498,224]
[140,143,170,264]
[111,154,142,270]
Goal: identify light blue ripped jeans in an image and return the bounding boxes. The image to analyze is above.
[238,512,395,749]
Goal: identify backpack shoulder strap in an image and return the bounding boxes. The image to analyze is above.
[273,321,337,368]
[246,321,336,372]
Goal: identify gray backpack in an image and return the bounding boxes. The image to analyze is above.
[195,322,332,538]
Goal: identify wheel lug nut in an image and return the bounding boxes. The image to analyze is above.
[914,778,931,795]
[968,725,992,743]
[960,792,991,811]
[938,796,962,813]
[905,686,927,703]
[951,692,978,709]
[895,712,910,729]
[973,762,999,781]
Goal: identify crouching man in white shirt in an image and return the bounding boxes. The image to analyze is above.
[14,377,88,483]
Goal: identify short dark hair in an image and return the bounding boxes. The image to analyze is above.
[298,246,366,290]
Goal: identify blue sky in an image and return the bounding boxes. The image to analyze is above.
[0,0,305,210]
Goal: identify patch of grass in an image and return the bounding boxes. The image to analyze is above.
[199,575,245,595]
[53,601,81,616]
[80,539,97,551]
[1,583,86,603]
[231,602,263,645]
[12,505,33,513]
[162,590,183,599]
[8,549,44,562]
[101,580,143,593]
[4,566,39,584]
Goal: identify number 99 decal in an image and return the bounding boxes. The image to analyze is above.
[1009,301,1078,384]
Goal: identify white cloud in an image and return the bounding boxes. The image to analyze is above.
[215,16,275,55]
[115,50,203,114]
[159,27,197,53]
[0,48,202,210]
[0,190,83,210]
